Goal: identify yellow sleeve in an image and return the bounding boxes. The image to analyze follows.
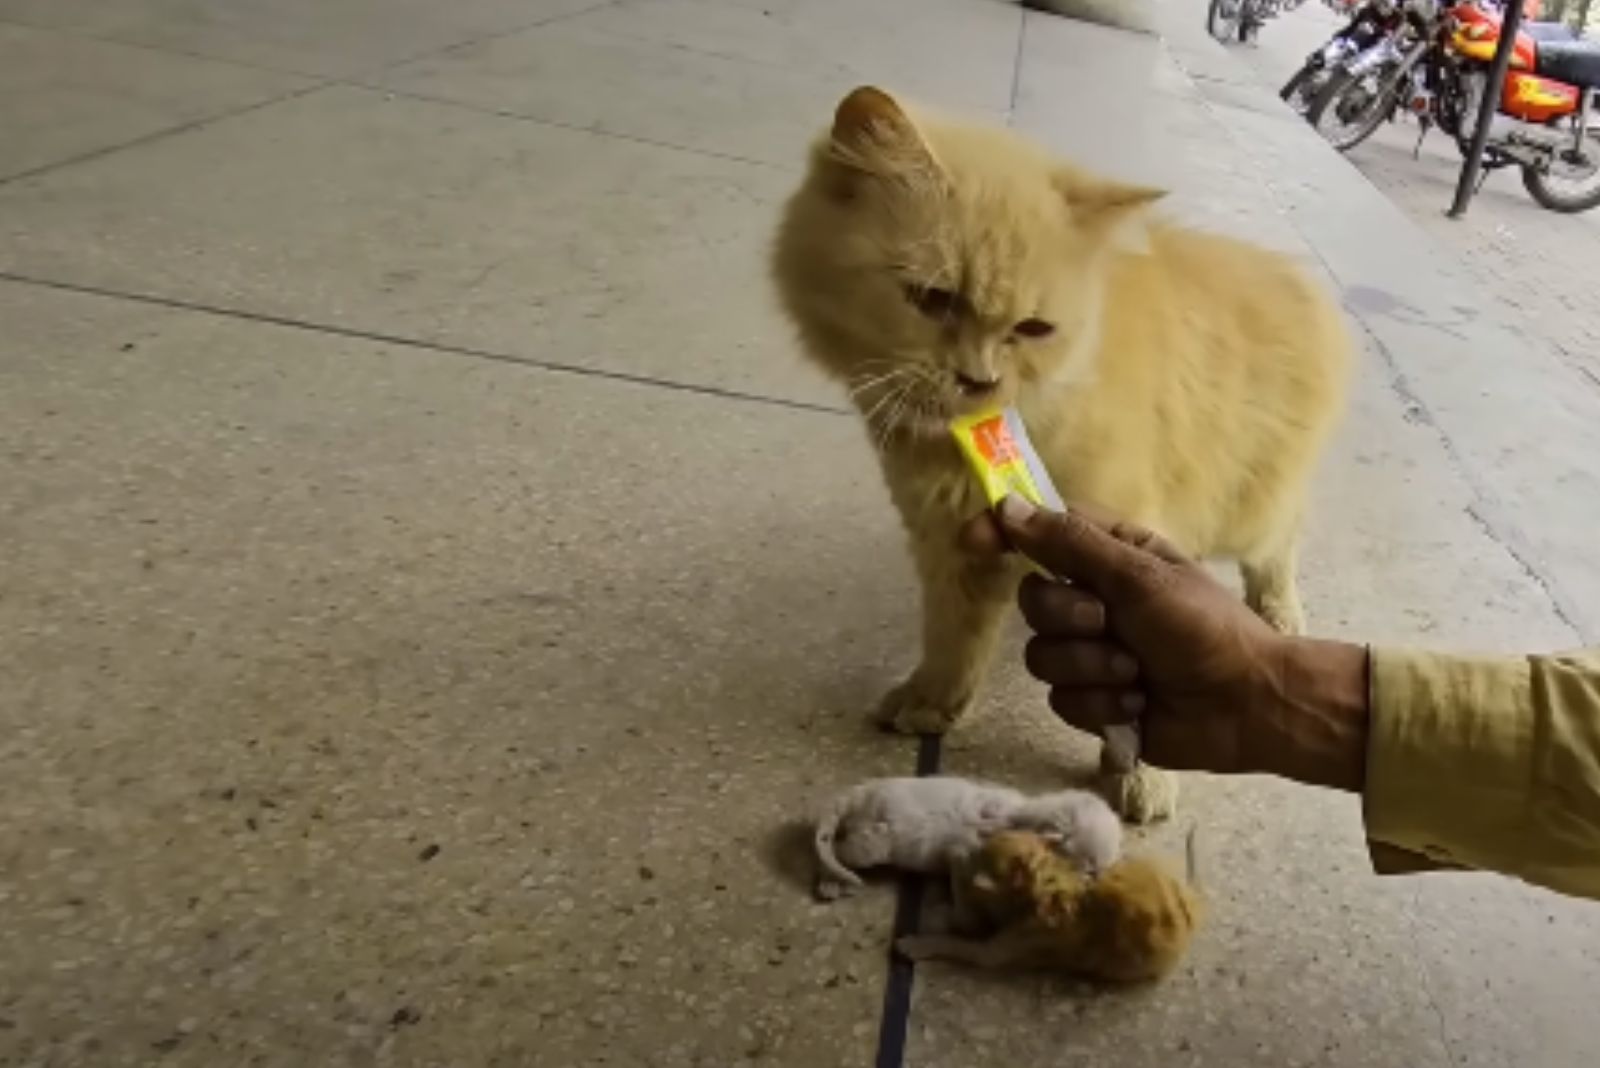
[1365,647,1600,900]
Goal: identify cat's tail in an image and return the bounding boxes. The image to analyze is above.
[814,788,865,897]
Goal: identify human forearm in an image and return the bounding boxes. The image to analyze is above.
[1247,638,1371,793]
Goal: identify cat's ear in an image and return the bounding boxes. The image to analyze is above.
[825,86,939,180]
[1055,169,1165,250]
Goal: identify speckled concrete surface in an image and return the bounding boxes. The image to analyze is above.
[0,282,910,1066]
[0,22,315,182]
[0,0,603,79]
[2,1,1599,1066]
[0,84,819,408]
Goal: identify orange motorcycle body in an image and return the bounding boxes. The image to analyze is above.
[1502,70,1581,119]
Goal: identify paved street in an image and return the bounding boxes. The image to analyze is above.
[1,1,1598,1066]
[1233,1,1600,386]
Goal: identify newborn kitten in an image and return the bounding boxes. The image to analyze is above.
[904,828,1203,983]
[813,778,1118,899]
[813,776,1023,900]
[1008,789,1122,875]
[772,87,1350,823]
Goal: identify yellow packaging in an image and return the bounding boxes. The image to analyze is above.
[949,407,1065,515]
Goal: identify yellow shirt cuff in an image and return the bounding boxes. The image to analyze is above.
[1364,647,1534,870]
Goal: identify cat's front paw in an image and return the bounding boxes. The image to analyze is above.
[1103,765,1179,824]
[1254,594,1305,636]
[875,677,972,736]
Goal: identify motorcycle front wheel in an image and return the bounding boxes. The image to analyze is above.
[1306,66,1400,151]
[1281,63,1328,116]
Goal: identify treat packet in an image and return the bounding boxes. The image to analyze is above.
[948,408,1065,519]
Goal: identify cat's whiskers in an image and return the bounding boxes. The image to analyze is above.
[859,378,908,433]
[847,366,912,400]
[865,383,905,453]
[857,360,952,451]
[874,380,923,453]
[861,365,930,427]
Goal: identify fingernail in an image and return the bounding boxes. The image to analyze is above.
[1119,691,1146,714]
[1111,653,1138,681]
[997,494,1036,525]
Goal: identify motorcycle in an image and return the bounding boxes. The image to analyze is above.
[1307,0,1600,211]
[1207,0,1311,43]
[1433,2,1600,210]
[1279,0,1419,114]
[1303,0,1440,149]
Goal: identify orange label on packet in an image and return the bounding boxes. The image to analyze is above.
[969,415,1020,465]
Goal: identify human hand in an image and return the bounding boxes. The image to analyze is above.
[965,497,1368,789]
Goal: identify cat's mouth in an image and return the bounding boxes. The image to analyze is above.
[854,367,1015,445]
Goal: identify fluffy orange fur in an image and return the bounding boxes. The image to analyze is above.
[771,87,1350,819]
[901,829,1202,983]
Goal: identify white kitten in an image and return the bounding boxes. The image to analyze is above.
[813,777,1121,899]
[1008,789,1123,876]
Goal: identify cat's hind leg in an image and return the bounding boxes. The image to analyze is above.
[1241,534,1305,636]
[1099,759,1179,825]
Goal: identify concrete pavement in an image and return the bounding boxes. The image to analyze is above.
[1,1,1597,1066]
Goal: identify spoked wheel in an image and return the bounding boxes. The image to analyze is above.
[1306,66,1400,151]
[1208,0,1244,42]
[1523,132,1600,213]
[1281,63,1331,116]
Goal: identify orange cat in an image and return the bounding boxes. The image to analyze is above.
[899,829,1202,983]
[771,87,1350,820]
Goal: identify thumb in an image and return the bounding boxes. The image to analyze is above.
[995,495,1161,599]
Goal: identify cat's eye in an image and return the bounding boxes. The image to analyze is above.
[1013,318,1055,339]
[904,284,965,320]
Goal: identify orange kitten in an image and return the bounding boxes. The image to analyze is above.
[901,829,1203,983]
[771,87,1350,820]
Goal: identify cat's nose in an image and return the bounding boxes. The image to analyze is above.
[954,371,1001,397]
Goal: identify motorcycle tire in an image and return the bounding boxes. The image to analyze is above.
[1280,64,1323,115]
[1306,66,1399,152]
[1280,66,1310,101]
[1521,166,1600,214]
[1207,0,1243,42]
